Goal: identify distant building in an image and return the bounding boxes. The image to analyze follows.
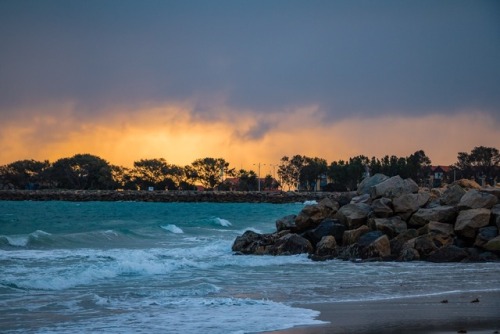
[430,165,453,187]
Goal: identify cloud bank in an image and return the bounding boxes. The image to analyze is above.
[0,1,499,167]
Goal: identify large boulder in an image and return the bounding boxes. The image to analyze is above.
[490,204,500,230]
[272,233,313,255]
[232,230,277,255]
[409,206,458,227]
[440,184,467,206]
[312,235,338,260]
[370,175,419,199]
[302,218,344,245]
[360,234,391,259]
[427,245,469,263]
[357,173,390,195]
[294,199,339,233]
[484,236,500,253]
[276,214,297,232]
[393,192,430,220]
[390,229,419,256]
[474,226,498,248]
[374,216,407,239]
[454,208,491,239]
[412,235,439,258]
[458,190,498,210]
[335,203,372,230]
[371,197,394,218]
[343,225,370,246]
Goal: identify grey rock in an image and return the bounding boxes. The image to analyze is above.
[343,225,370,246]
[335,203,372,230]
[370,175,419,199]
[371,197,394,218]
[276,214,297,232]
[458,190,498,210]
[455,208,491,239]
[374,216,407,239]
[474,226,498,248]
[440,184,466,206]
[409,206,458,227]
[357,173,390,195]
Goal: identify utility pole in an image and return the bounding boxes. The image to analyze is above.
[253,163,265,191]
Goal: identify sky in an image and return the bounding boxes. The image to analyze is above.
[1,0,499,172]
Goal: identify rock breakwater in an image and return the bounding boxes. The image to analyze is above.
[0,189,346,204]
[232,174,500,262]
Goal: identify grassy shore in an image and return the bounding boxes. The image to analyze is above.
[269,290,500,334]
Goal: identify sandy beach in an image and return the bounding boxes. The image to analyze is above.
[269,291,500,334]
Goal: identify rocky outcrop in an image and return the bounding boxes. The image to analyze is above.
[232,175,500,262]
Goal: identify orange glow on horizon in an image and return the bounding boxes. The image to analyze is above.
[1,102,498,171]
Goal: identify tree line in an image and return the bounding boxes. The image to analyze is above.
[0,146,498,191]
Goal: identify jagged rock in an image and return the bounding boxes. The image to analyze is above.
[455,208,491,239]
[370,175,419,199]
[440,184,466,206]
[458,190,498,210]
[293,199,339,233]
[302,218,344,245]
[357,231,384,248]
[318,197,341,212]
[393,192,430,220]
[313,235,338,260]
[412,235,439,258]
[417,221,455,248]
[374,216,407,238]
[350,193,371,204]
[357,173,390,195]
[360,234,391,259]
[272,233,313,255]
[481,188,500,201]
[409,206,457,227]
[474,226,498,248]
[232,230,278,255]
[490,204,500,229]
[371,197,393,218]
[343,225,370,245]
[390,229,419,256]
[276,214,297,232]
[452,179,481,190]
[336,203,372,230]
[427,245,469,262]
[483,236,500,253]
[398,247,420,261]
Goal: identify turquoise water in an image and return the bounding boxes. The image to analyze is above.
[1,201,499,333]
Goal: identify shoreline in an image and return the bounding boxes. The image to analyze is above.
[269,291,500,334]
[0,189,350,204]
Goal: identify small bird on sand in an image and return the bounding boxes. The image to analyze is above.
[470,298,479,303]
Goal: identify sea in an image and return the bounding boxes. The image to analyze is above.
[1,200,499,333]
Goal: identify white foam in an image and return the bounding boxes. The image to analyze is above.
[161,224,184,234]
[215,217,232,227]
[303,200,318,205]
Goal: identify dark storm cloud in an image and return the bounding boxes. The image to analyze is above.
[1,0,499,121]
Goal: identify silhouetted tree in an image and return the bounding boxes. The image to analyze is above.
[300,157,328,191]
[455,146,499,184]
[49,154,115,189]
[0,159,51,189]
[191,157,233,190]
[278,155,305,191]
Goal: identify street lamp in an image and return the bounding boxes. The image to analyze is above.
[253,163,265,191]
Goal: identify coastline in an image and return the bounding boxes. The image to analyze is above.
[0,189,349,204]
[269,291,500,334]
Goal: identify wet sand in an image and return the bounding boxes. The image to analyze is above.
[269,291,500,334]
